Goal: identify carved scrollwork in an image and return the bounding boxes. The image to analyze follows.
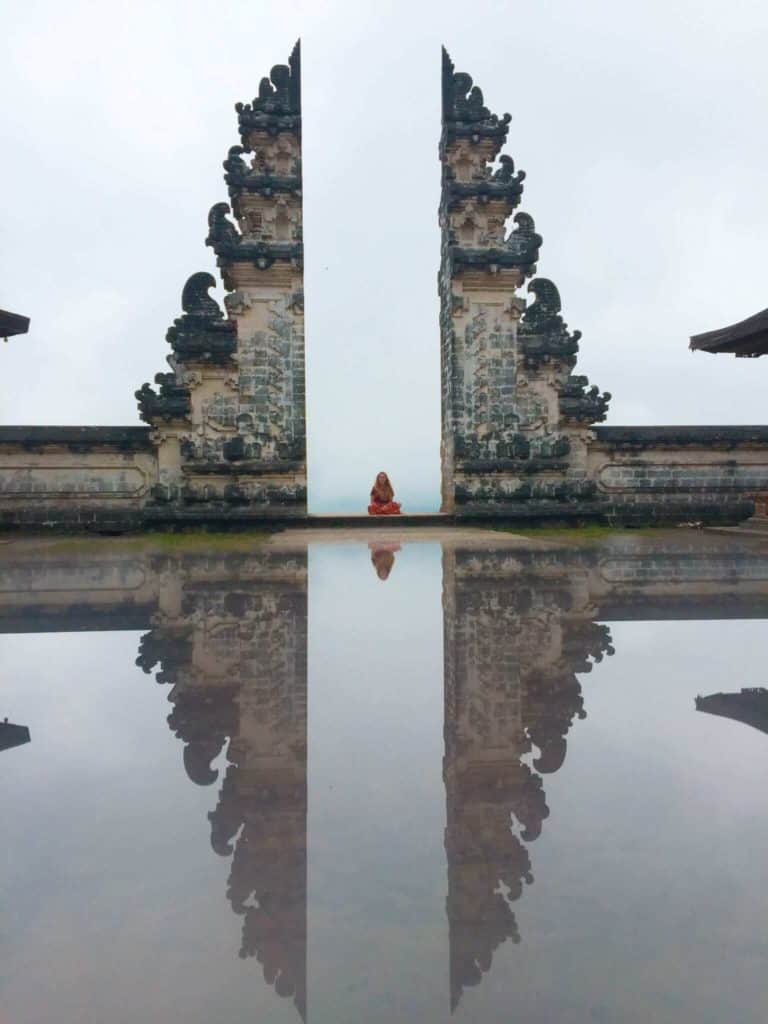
[206,202,241,250]
[520,279,567,334]
[451,71,491,122]
[493,155,521,182]
[558,375,612,424]
[135,373,192,425]
[223,143,301,201]
[442,47,511,149]
[255,62,294,112]
[508,212,540,246]
[223,145,249,178]
[235,40,301,140]
[166,272,237,365]
[206,200,301,274]
[517,278,586,371]
[503,212,541,273]
[180,272,224,320]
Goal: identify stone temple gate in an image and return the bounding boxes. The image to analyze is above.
[2,41,768,530]
[137,41,306,518]
[439,48,610,514]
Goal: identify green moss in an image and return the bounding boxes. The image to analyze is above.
[5,530,270,557]
[489,523,658,545]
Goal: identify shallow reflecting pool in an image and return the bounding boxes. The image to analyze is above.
[2,530,768,1023]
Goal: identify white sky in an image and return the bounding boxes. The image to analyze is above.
[1,0,766,511]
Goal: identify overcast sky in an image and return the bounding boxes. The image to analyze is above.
[2,0,766,511]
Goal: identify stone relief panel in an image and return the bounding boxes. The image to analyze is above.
[0,463,151,498]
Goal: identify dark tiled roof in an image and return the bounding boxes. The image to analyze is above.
[696,689,768,735]
[690,307,768,357]
[0,309,30,338]
[0,722,31,752]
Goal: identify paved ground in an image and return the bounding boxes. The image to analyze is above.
[266,525,554,549]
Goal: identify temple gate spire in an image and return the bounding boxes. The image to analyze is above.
[439,47,610,518]
[137,41,306,520]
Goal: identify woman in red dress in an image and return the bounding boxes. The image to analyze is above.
[368,472,402,515]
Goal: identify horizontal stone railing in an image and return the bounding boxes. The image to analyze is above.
[0,425,157,531]
[588,425,768,523]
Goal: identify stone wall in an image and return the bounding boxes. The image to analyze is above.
[588,426,768,523]
[0,427,155,531]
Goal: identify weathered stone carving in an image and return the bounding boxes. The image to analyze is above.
[137,42,307,520]
[519,278,571,335]
[235,41,302,136]
[165,272,238,367]
[440,48,610,517]
[135,374,191,424]
[559,374,611,423]
[441,51,511,143]
[206,202,241,249]
[224,140,302,201]
[518,279,612,428]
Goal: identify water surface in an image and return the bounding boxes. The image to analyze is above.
[2,531,768,1023]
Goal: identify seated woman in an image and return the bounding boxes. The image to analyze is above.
[368,472,402,516]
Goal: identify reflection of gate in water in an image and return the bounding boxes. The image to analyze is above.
[4,536,768,1016]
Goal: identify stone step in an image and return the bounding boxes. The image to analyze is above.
[304,513,450,528]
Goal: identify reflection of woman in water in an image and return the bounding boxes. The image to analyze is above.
[368,471,402,516]
[369,542,401,581]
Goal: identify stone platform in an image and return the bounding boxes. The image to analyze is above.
[141,507,603,532]
[146,511,459,531]
[301,513,449,528]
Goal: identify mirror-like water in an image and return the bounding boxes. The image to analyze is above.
[2,531,768,1023]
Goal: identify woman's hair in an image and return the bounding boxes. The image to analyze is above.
[372,472,393,502]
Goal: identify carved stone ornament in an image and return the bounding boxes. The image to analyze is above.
[235,40,301,140]
[441,47,512,148]
[165,272,237,365]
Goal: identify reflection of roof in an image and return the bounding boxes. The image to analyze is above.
[695,688,768,735]
[0,309,30,339]
[0,721,31,752]
[690,307,768,357]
